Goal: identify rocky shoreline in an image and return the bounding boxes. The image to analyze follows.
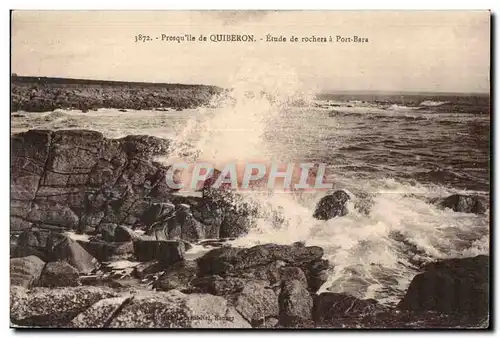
[10,128,490,328]
[11,76,222,112]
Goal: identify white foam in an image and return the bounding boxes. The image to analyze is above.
[64,231,90,242]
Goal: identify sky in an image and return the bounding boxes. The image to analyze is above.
[11,10,490,93]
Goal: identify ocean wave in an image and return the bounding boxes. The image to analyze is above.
[420,100,449,107]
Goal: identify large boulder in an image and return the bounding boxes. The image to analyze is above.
[199,187,258,238]
[10,129,176,235]
[232,281,280,325]
[133,240,185,265]
[108,290,251,328]
[12,228,66,261]
[313,190,350,220]
[438,194,487,214]
[10,286,118,327]
[113,225,142,242]
[313,292,385,325]
[39,261,79,287]
[190,275,248,296]
[197,244,324,276]
[397,255,489,319]
[10,256,46,288]
[300,258,330,292]
[51,237,99,273]
[77,240,134,262]
[278,280,314,327]
[153,260,199,291]
[134,260,164,279]
[167,204,205,242]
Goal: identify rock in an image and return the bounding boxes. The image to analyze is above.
[10,256,46,288]
[133,240,185,265]
[52,237,99,273]
[313,190,350,220]
[100,223,117,242]
[39,261,79,287]
[142,202,175,238]
[114,225,142,242]
[278,267,309,288]
[200,188,258,238]
[13,228,66,261]
[10,129,176,238]
[233,281,279,324]
[108,290,251,328]
[235,244,325,271]
[10,286,118,327]
[70,296,131,328]
[11,217,33,233]
[197,244,324,276]
[77,240,134,262]
[134,260,164,279]
[191,275,248,295]
[167,204,205,242]
[196,246,242,276]
[397,255,489,318]
[235,260,286,284]
[254,317,280,328]
[439,194,487,214]
[278,280,313,327]
[11,130,51,201]
[301,259,330,292]
[154,260,199,291]
[313,292,385,324]
[27,200,80,230]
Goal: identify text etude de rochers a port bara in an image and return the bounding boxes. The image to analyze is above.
[134,33,370,44]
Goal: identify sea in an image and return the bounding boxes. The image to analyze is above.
[11,83,490,306]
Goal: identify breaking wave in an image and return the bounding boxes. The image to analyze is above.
[160,63,489,305]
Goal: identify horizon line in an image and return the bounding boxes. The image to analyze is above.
[11,74,490,96]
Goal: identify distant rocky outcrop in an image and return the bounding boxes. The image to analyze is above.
[11,76,222,112]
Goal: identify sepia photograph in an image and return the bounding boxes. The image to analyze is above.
[9,10,490,329]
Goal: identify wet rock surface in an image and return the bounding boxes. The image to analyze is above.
[398,255,489,319]
[438,194,488,214]
[313,190,350,220]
